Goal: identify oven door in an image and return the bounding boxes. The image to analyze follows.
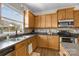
[60,37,75,43]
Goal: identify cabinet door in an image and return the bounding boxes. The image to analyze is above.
[51,13,57,28]
[15,46,26,56]
[29,12,35,28]
[74,10,79,27]
[48,35,59,50]
[40,15,46,28]
[35,16,38,28]
[66,8,74,19]
[35,16,41,28]
[45,14,52,28]
[15,41,26,56]
[57,9,66,20]
[38,35,48,48]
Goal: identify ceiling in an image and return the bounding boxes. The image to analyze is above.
[25,3,79,15]
[5,3,79,15]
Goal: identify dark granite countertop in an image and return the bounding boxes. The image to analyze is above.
[0,34,35,51]
[0,32,79,53]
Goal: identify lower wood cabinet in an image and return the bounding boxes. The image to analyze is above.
[37,35,59,50]
[48,35,59,50]
[15,36,37,56]
[37,35,48,48]
[15,40,27,56]
[15,35,59,56]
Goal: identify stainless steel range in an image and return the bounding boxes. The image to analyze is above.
[60,37,77,44]
[58,30,78,44]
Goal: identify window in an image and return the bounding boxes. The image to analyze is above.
[2,4,23,22]
[0,4,24,35]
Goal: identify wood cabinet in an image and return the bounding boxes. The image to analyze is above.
[34,16,41,28]
[57,8,74,20]
[29,11,35,28]
[35,13,57,28]
[24,10,35,28]
[15,40,27,56]
[57,9,66,20]
[15,36,37,56]
[37,35,59,50]
[37,35,48,48]
[74,10,79,27]
[66,8,74,19]
[40,15,46,28]
[45,14,52,28]
[51,13,58,27]
[48,35,59,50]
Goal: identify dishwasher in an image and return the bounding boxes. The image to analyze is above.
[0,46,15,56]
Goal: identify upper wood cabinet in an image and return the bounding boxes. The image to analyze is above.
[74,10,79,27]
[40,15,46,28]
[29,12,35,28]
[51,13,58,27]
[24,10,35,28]
[65,8,74,19]
[45,14,52,28]
[57,9,66,20]
[57,8,74,20]
[34,16,41,28]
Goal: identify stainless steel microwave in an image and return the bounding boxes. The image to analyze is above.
[58,20,74,27]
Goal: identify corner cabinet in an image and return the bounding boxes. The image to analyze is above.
[74,10,79,27]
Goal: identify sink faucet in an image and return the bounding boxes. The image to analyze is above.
[6,34,10,40]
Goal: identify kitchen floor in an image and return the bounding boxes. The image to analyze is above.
[31,47,59,56]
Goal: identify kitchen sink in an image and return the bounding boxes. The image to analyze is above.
[7,37,23,42]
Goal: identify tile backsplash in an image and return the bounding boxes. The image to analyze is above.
[34,28,79,34]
